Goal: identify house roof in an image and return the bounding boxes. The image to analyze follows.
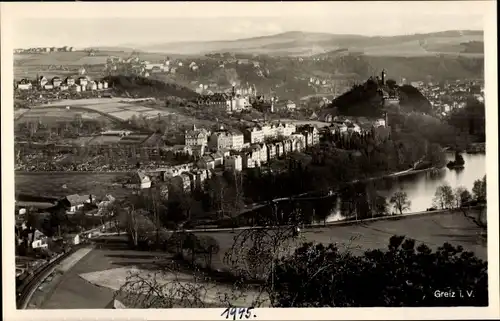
[211,151,224,159]
[65,194,89,206]
[32,229,46,240]
[137,171,150,182]
[202,155,214,163]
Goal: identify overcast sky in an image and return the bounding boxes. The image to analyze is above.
[6,1,487,48]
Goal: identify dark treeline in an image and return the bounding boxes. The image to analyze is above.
[15,118,107,142]
[447,97,486,143]
[330,79,433,116]
[103,75,199,100]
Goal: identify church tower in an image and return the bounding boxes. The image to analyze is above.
[381,69,386,85]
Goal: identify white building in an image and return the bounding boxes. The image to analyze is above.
[87,81,97,91]
[276,123,296,137]
[163,163,194,179]
[286,101,297,111]
[224,155,242,172]
[374,118,386,127]
[31,230,48,249]
[185,126,210,147]
[138,171,152,189]
[17,83,32,90]
[347,123,361,133]
[78,77,88,87]
[209,131,244,151]
[229,131,244,151]
[245,127,265,144]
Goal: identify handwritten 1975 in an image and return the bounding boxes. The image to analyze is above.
[220,307,256,320]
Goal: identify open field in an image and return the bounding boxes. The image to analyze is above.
[15,108,109,125]
[194,210,487,272]
[14,51,175,67]
[39,98,218,128]
[14,108,31,119]
[15,172,131,199]
[35,98,174,121]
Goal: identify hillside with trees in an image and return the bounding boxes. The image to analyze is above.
[103,75,199,100]
[447,98,486,143]
[330,79,432,116]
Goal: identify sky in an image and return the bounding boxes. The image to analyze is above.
[5,1,487,48]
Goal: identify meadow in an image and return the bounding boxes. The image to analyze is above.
[15,172,131,199]
[15,108,108,125]
[193,210,487,273]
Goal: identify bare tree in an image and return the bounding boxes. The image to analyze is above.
[223,203,307,304]
[453,186,470,209]
[114,250,261,308]
[127,206,139,248]
[389,191,411,215]
[433,184,455,210]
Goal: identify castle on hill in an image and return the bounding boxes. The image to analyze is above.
[370,69,401,109]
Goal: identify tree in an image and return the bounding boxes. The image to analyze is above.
[453,186,471,208]
[433,184,455,209]
[270,236,488,307]
[472,175,486,202]
[389,191,411,215]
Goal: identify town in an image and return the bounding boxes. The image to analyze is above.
[10,7,491,313]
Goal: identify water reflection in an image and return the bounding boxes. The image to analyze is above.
[325,152,486,221]
[254,153,486,224]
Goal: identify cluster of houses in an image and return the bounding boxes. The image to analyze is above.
[15,75,109,92]
[196,84,258,113]
[195,84,298,114]
[14,46,76,54]
[14,193,117,252]
[416,79,485,115]
[105,56,201,78]
[120,121,322,195]
[184,122,319,169]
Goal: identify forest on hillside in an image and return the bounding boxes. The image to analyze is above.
[329,78,432,117]
[103,75,199,100]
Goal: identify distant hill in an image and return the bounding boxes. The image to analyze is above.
[135,30,484,57]
[13,31,484,101]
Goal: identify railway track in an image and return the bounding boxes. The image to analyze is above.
[16,247,79,309]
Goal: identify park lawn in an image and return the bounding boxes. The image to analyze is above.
[194,210,487,273]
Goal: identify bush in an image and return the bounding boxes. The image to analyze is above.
[271,235,488,307]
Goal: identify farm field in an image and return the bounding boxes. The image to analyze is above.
[194,210,487,272]
[15,172,132,199]
[14,108,31,119]
[15,108,110,125]
[14,67,105,81]
[36,98,175,121]
[32,98,218,128]
[14,51,178,67]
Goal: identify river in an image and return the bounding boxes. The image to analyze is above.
[326,152,486,221]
